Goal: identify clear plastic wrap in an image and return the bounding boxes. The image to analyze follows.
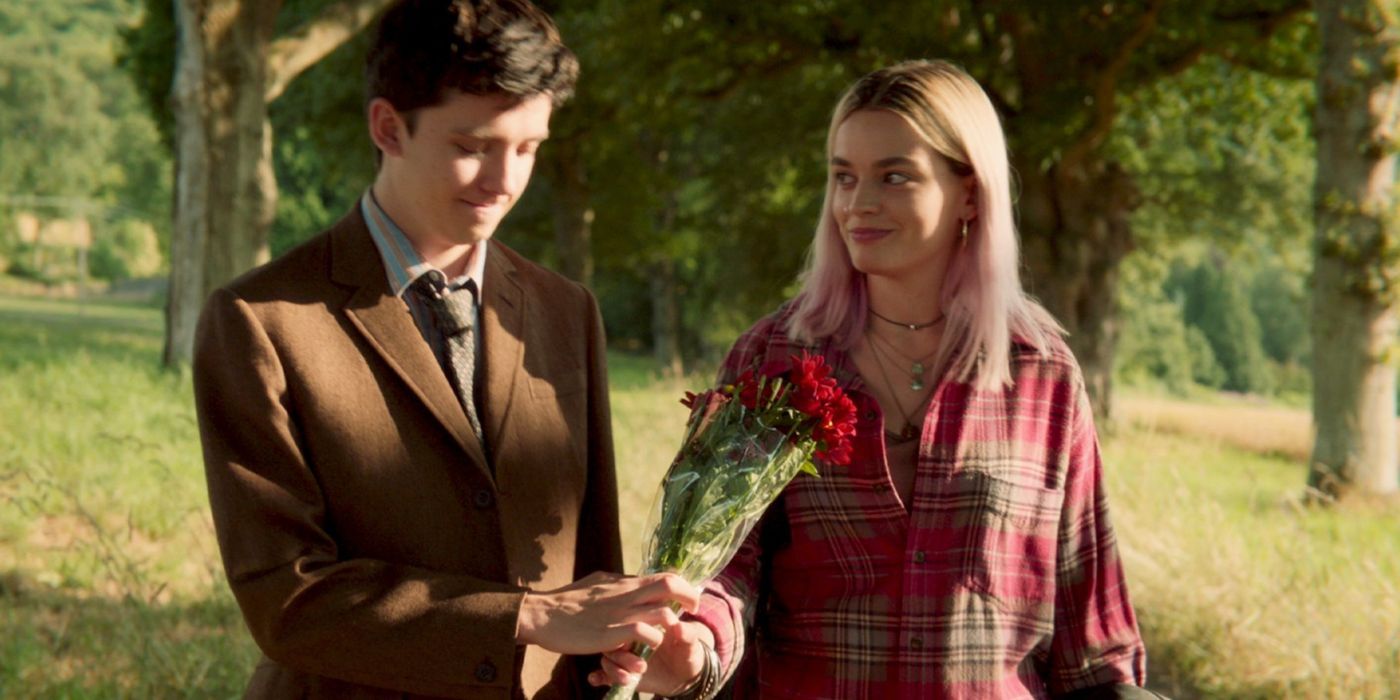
[603,355,857,700]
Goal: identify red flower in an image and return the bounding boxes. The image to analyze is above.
[787,352,840,417]
[731,369,760,409]
[816,441,854,466]
[812,392,857,463]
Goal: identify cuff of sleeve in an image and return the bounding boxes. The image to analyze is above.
[687,583,741,673]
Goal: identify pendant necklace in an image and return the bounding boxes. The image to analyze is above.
[868,327,939,391]
[866,330,932,442]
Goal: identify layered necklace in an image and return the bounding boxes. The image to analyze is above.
[867,308,944,391]
[863,309,945,442]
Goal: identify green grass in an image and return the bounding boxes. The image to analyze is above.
[1,294,1397,698]
[0,295,254,698]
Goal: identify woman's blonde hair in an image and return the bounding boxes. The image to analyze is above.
[787,59,1061,390]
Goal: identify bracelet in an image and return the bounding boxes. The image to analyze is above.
[663,640,721,700]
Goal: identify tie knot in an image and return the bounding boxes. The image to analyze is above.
[413,273,477,336]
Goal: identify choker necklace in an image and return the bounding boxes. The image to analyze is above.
[869,307,945,331]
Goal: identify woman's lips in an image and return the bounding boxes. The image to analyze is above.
[848,227,893,243]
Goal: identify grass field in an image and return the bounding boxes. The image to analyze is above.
[1,295,1397,698]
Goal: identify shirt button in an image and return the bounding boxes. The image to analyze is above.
[473,489,495,509]
[474,659,498,682]
[913,550,926,564]
[910,636,924,650]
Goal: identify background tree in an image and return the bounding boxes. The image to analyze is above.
[523,1,1312,421]
[148,0,391,366]
[1309,0,1400,499]
[142,1,1320,423]
[0,1,171,280]
[1107,45,1316,398]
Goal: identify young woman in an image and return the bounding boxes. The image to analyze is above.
[595,60,1151,699]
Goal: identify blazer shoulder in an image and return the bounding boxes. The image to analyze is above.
[217,209,366,305]
[494,242,596,308]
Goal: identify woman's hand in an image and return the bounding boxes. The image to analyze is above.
[587,618,716,695]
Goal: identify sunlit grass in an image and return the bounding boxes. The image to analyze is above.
[1,295,1397,698]
[0,295,253,698]
[1107,418,1400,698]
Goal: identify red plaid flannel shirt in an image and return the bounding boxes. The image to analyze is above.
[691,304,1147,699]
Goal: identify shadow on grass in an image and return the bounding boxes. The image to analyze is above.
[0,568,257,699]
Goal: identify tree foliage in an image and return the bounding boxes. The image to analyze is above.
[107,0,1319,408]
[0,0,171,273]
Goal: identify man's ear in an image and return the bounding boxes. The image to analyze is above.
[368,98,407,158]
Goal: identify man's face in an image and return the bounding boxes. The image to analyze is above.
[375,90,552,248]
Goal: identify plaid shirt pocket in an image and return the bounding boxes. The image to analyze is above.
[954,471,1064,609]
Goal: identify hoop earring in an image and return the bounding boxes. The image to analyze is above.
[960,219,969,240]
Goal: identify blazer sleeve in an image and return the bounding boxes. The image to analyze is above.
[571,288,624,579]
[194,287,526,698]
[570,288,625,698]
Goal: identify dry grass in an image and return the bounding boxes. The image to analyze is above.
[1118,392,1316,462]
[1108,408,1400,699]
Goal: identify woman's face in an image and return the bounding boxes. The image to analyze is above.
[829,109,974,285]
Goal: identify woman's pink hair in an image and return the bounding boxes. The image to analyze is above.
[787,59,1061,390]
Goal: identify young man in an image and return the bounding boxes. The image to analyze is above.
[193,1,696,697]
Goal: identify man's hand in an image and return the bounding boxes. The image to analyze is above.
[587,618,714,694]
[515,571,701,655]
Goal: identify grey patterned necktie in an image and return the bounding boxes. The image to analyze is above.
[412,272,484,442]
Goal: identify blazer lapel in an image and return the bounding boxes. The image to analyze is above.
[479,247,525,463]
[329,213,491,476]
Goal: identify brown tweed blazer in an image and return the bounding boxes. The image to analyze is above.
[193,207,622,699]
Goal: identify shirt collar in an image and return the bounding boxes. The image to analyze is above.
[360,188,488,298]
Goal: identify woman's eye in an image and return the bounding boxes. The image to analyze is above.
[833,172,855,186]
[885,172,911,185]
[456,143,485,156]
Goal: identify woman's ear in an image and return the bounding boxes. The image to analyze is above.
[960,175,978,222]
[367,98,406,158]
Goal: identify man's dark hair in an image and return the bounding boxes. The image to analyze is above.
[366,0,579,131]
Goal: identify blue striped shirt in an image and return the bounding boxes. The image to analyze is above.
[360,189,485,378]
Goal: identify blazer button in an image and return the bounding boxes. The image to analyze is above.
[474,659,498,683]
[473,489,495,509]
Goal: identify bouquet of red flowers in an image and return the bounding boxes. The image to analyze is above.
[604,352,858,700]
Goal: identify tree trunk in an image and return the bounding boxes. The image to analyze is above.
[1017,155,1139,426]
[650,188,683,377]
[165,0,280,366]
[201,1,280,301]
[547,138,594,288]
[1309,0,1400,499]
[165,0,211,366]
[164,0,390,366]
[650,258,683,378]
